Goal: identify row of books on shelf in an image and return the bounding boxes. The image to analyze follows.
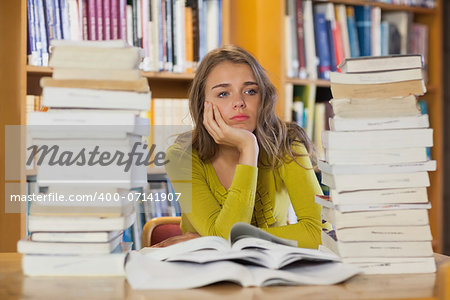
[314,54,435,274]
[285,0,429,80]
[371,0,435,6]
[27,0,222,72]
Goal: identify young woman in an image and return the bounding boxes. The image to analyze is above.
[160,45,324,249]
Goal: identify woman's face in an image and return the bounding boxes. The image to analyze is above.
[204,62,260,132]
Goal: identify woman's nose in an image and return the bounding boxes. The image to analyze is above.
[232,96,246,109]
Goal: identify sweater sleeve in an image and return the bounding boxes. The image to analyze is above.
[262,143,323,249]
[165,143,258,238]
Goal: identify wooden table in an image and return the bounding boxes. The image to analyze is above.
[1,253,449,300]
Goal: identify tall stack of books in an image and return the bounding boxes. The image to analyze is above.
[317,54,436,274]
[20,40,151,276]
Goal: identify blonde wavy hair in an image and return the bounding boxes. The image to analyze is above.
[181,45,316,169]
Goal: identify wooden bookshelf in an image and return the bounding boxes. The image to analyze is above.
[313,0,438,14]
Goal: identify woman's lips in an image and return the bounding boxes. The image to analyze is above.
[231,115,249,121]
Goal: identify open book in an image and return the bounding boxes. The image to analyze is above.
[125,223,361,289]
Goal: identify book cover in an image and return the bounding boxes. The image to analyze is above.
[354,5,371,56]
[313,12,331,80]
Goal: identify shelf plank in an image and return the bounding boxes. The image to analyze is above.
[313,0,437,13]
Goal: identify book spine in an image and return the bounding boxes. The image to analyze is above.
[325,19,337,72]
[87,0,97,40]
[295,0,306,78]
[53,0,63,40]
[354,5,371,56]
[313,12,331,80]
[60,0,71,40]
[119,0,127,40]
[166,0,173,72]
[67,0,81,40]
[185,2,194,72]
[79,0,89,40]
[111,0,119,39]
[36,0,49,65]
[27,0,41,65]
[96,0,104,40]
[131,0,138,46]
[346,6,360,58]
[44,0,57,43]
[103,0,111,40]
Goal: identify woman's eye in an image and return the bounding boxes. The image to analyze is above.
[218,91,229,98]
[245,89,258,96]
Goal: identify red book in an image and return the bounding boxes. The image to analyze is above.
[87,0,97,40]
[96,0,104,40]
[295,0,306,78]
[103,0,111,40]
[332,22,345,69]
[80,0,89,40]
[111,0,119,39]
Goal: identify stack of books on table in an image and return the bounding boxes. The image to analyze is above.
[20,40,151,276]
[317,54,436,275]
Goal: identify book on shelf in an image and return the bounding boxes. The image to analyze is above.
[318,160,436,175]
[329,95,420,119]
[321,171,430,192]
[321,231,433,258]
[30,230,123,243]
[321,207,429,230]
[125,222,361,289]
[322,128,433,150]
[329,114,429,131]
[328,187,429,205]
[18,233,123,255]
[337,54,423,73]
[22,242,132,276]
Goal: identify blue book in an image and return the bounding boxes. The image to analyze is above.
[198,0,207,61]
[59,0,71,39]
[217,0,222,46]
[346,6,360,58]
[354,5,371,57]
[43,0,58,44]
[36,0,49,65]
[165,0,173,72]
[313,12,331,80]
[380,20,389,56]
[27,0,41,65]
[325,20,337,72]
[53,0,63,39]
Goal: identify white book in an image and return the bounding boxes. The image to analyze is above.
[321,207,429,229]
[28,208,136,232]
[333,225,432,242]
[52,68,142,81]
[303,0,317,80]
[318,160,436,175]
[27,111,150,139]
[125,223,360,289]
[321,231,433,258]
[315,195,431,213]
[324,147,428,165]
[22,242,131,276]
[31,230,122,243]
[337,54,423,73]
[42,87,151,111]
[329,187,429,205]
[321,128,433,150]
[30,137,148,188]
[18,233,122,255]
[330,68,423,85]
[330,95,420,119]
[321,171,430,192]
[341,256,436,274]
[50,39,129,48]
[329,114,429,131]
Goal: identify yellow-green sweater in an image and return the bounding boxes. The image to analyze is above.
[165,142,323,249]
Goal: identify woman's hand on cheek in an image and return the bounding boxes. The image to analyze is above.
[203,101,257,152]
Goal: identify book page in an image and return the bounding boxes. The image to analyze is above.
[138,236,229,261]
[229,222,297,247]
